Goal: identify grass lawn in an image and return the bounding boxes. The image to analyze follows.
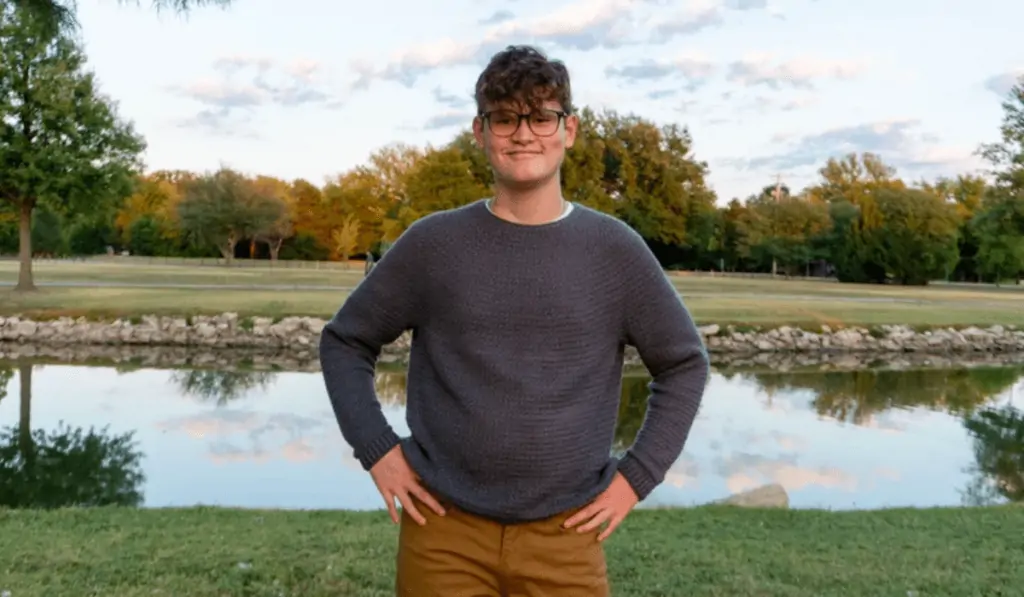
[1,286,1022,328]
[0,260,1022,327]
[1,505,1021,596]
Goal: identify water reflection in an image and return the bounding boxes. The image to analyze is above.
[741,368,1023,425]
[962,405,1024,505]
[0,363,145,508]
[0,360,1020,511]
[170,369,276,405]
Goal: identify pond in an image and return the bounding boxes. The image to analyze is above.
[0,357,1021,511]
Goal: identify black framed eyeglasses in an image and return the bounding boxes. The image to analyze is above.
[480,108,567,138]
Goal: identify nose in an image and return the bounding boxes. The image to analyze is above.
[511,116,535,143]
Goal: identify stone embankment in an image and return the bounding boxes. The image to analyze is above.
[4,342,1024,374]
[1,313,1022,358]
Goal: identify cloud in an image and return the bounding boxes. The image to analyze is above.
[351,0,772,89]
[432,86,474,110]
[423,111,474,130]
[726,54,865,89]
[983,69,1024,98]
[647,3,724,44]
[647,88,677,99]
[725,119,978,176]
[479,9,515,25]
[605,55,716,92]
[646,0,772,44]
[170,55,346,136]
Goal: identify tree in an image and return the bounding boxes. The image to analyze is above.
[176,168,285,264]
[970,74,1024,284]
[331,214,360,262]
[871,187,961,285]
[978,74,1024,191]
[0,4,145,290]
[920,174,989,281]
[12,0,232,37]
[971,190,1024,284]
[114,174,184,250]
[738,191,831,276]
[250,176,293,260]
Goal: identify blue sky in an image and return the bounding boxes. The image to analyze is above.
[75,0,1023,203]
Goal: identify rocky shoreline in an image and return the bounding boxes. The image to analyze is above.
[3,332,1024,375]
[1,313,1022,360]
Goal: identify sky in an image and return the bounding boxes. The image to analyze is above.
[73,0,1024,203]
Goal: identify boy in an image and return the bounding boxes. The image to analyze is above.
[319,44,710,596]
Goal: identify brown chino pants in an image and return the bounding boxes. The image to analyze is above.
[395,494,610,597]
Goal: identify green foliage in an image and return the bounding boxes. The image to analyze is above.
[970,190,1024,283]
[30,206,64,256]
[0,2,145,287]
[9,0,234,36]
[67,214,116,256]
[872,187,961,285]
[126,215,176,256]
[978,75,1024,191]
[176,168,287,263]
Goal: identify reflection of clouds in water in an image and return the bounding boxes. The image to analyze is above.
[156,410,335,464]
[715,452,858,495]
[663,457,699,489]
[875,466,900,480]
[730,428,807,451]
[854,413,907,433]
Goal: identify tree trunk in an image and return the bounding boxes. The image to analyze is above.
[269,239,282,261]
[219,237,235,265]
[18,363,32,454]
[16,200,36,292]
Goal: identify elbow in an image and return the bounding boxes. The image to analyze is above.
[318,313,382,373]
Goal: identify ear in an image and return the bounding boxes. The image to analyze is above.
[563,113,579,149]
[472,116,485,147]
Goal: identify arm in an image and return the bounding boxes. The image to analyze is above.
[615,232,710,501]
[319,222,428,471]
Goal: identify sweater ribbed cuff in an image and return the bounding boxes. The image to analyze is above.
[617,453,658,501]
[356,428,401,471]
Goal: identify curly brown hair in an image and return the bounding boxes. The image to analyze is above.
[474,45,574,115]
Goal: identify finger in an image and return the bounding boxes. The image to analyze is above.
[382,491,399,524]
[564,503,601,529]
[409,484,446,516]
[398,492,427,526]
[577,507,611,533]
[597,514,624,542]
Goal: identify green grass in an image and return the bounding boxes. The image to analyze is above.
[1,286,1021,328]
[0,260,1022,327]
[1,505,1021,596]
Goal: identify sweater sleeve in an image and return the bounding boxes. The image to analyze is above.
[319,222,429,471]
[615,229,710,501]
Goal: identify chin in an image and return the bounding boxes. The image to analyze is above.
[498,166,556,187]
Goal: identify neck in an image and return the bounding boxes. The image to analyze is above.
[489,177,565,225]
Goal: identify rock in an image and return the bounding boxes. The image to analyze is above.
[0,314,1022,356]
[716,483,789,509]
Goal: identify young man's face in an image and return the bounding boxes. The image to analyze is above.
[472,97,578,189]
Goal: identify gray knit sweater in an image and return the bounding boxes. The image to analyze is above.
[319,200,709,523]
